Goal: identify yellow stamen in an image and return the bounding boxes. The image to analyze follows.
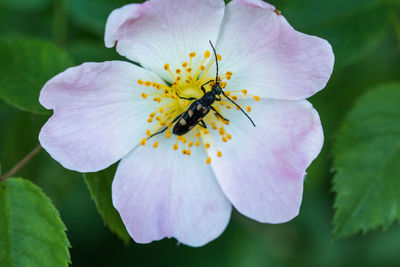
[140,138,147,146]
[153,141,159,148]
[206,157,212,164]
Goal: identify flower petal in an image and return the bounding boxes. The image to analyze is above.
[207,99,323,223]
[216,0,334,100]
[39,61,164,172]
[112,138,232,247]
[104,0,225,83]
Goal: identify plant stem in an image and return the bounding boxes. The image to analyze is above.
[0,145,42,182]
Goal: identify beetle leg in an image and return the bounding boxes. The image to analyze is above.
[147,113,182,140]
[200,80,213,94]
[175,92,197,101]
[210,105,229,122]
[199,120,207,129]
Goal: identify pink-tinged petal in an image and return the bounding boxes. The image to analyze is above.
[104,0,225,83]
[112,139,232,247]
[216,0,334,100]
[39,61,165,172]
[207,99,323,223]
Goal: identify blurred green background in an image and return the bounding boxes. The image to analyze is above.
[1,0,400,266]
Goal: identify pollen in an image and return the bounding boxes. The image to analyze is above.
[140,138,147,146]
[165,130,171,138]
[137,47,255,163]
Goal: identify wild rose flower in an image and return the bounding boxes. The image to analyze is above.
[39,0,334,247]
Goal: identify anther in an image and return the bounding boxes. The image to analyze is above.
[182,149,187,155]
[140,138,147,146]
[217,151,222,157]
[166,130,171,138]
[137,79,144,85]
[150,113,156,118]
[188,141,194,147]
[146,130,151,136]
[222,137,228,142]
[144,81,152,87]
[195,141,201,147]
[182,62,188,68]
[204,50,211,58]
[200,65,205,70]
[147,118,153,123]
[164,64,169,70]
[206,157,212,164]
[153,141,159,148]
[173,144,179,150]
[242,89,248,95]
[232,96,238,101]
[176,69,181,74]
[217,54,222,60]
[247,106,252,112]
[141,93,147,99]
[155,116,161,121]
[189,52,196,58]
[254,96,260,101]
[227,134,232,140]
[205,143,210,149]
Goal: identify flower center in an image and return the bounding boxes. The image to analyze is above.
[137,50,260,164]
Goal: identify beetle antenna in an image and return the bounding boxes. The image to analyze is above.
[209,40,219,83]
[221,91,256,127]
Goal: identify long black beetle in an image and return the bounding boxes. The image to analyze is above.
[148,41,255,140]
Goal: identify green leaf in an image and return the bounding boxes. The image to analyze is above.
[0,178,70,267]
[0,40,74,115]
[332,83,400,238]
[83,165,130,244]
[69,0,133,36]
[276,0,390,68]
[0,0,50,11]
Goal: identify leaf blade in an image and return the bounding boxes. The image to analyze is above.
[83,166,130,244]
[332,83,400,238]
[0,178,70,267]
[0,40,74,115]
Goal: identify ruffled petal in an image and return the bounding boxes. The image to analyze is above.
[39,61,164,172]
[104,0,225,83]
[112,138,232,247]
[207,99,323,223]
[216,0,334,100]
